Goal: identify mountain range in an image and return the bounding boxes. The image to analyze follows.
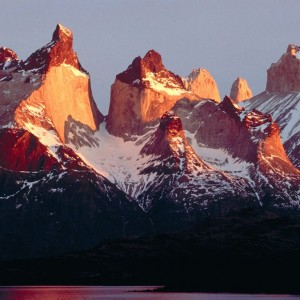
[1,24,300,260]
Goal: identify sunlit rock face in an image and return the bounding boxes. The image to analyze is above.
[183,68,221,102]
[266,44,300,93]
[106,50,196,139]
[230,77,252,102]
[13,24,103,143]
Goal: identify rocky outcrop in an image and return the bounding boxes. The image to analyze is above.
[183,68,221,102]
[230,77,252,102]
[106,50,196,139]
[0,47,18,71]
[11,24,103,143]
[266,44,300,93]
[0,48,19,80]
[140,111,211,174]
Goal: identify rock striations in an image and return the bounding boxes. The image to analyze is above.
[1,27,300,261]
[230,77,252,102]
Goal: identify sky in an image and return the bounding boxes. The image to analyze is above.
[1,0,300,114]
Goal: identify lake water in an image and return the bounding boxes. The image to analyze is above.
[0,286,299,300]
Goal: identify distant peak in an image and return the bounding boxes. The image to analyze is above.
[230,77,252,102]
[52,23,73,42]
[143,49,163,69]
[183,67,221,102]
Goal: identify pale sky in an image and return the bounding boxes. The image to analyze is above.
[1,0,300,114]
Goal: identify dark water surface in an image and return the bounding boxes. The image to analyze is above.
[0,286,299,300]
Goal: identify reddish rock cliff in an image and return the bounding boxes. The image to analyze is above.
[106,50,196,138]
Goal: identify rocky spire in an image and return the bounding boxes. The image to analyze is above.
[184,68,221,102]
[140,110,210,175]
[52,23,73,42]
[107,49,194,139]
[22,23,82,73]
[14,24,103,143]
[230,77,252,102]
[266,44,300,93]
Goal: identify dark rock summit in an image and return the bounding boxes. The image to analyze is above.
[22,24,86,74]
[116,49,185,89]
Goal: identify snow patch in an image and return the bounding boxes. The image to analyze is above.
[70,123,157,199]
[23,123,61,159]
[144,72,187,96]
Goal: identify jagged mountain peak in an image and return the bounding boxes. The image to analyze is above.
[140,110,210,176]
[218,95,245,121]
[140,110,184,159]
[2,24,103,145]
[22,23,82,73]
[266,43,300,93]
[218,96,277,145]
[142,49,164,73]
[52,23,73,42]
[116,49,184,90]
[107,50,194,139]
